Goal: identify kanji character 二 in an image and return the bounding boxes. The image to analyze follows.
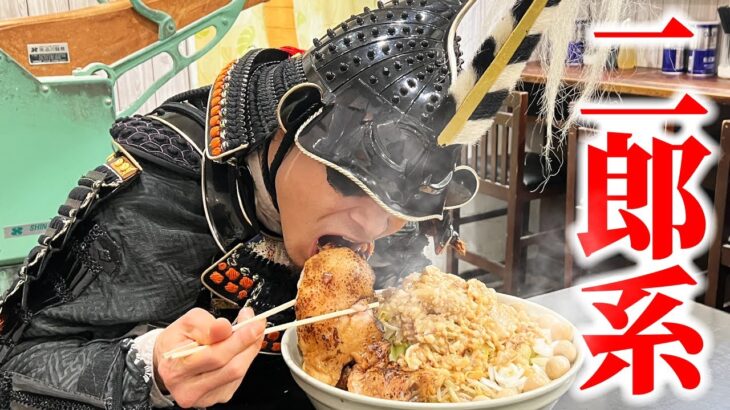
[577,133,711,259]
[580,266,703,395]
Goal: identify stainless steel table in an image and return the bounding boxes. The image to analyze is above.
[529,288,730,410]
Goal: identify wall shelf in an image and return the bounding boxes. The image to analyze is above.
[521,61,730,105]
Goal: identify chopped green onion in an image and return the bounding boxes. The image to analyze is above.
[390,343,409,361]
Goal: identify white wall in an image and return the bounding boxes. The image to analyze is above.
[637,0,729,68]
[3,1,728,100]
[0,0,194,115]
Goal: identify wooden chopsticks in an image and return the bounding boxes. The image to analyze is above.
[162,299,296,360]
[262,301,379,336]
[163,301,379,360]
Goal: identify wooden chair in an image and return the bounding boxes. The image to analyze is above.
[447,91,567,295]
[563,125,598,288]
[705,120,730,311]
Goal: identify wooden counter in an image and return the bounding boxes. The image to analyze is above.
[521,61,730,104]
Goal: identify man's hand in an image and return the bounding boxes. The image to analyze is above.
[153,307,265,408]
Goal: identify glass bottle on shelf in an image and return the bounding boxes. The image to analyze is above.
[616,19,638,71]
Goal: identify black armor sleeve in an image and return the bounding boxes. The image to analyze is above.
[0,120,218,408]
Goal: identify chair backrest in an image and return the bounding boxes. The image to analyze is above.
[563,124,599,287]
[706,120,730,308]
[566,124,599,207]
[461,91,528,189]
[715,120,730,243]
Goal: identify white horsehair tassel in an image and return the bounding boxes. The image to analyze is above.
[445,0,561,146]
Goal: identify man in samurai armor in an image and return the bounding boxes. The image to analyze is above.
[0,0,568,408]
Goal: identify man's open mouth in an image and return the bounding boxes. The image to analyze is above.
[316,235,374,259]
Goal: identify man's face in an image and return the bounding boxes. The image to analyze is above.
[275,145,407,268]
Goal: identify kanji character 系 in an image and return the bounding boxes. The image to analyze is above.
[577,265,710,402]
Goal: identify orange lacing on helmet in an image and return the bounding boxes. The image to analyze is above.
[208,60,236,156]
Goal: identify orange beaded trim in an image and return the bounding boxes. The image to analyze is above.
[225,267,240,281]
[208,60,236,157]
[261,338,282,353]
[202,244,265,305]
[210,272,225,285]
[239,276,254,290]
[208,260,257,301]
[224,282,239,294]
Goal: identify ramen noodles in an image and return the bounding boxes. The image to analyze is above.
[375,266,576,403]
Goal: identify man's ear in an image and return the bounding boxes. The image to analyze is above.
[277,83,323,133]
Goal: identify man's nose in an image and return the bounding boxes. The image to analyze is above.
[348,196,393,241]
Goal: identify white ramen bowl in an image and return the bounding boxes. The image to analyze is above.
[282,293,584,410]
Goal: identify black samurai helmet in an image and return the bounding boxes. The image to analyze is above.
[204,0,565,226]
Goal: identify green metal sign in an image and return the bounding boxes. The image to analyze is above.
[0,0,247,270]
[0,51,115,265]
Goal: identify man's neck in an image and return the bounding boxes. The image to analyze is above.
[246,151,282,236]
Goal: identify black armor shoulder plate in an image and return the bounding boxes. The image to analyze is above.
[111,106,205,178]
